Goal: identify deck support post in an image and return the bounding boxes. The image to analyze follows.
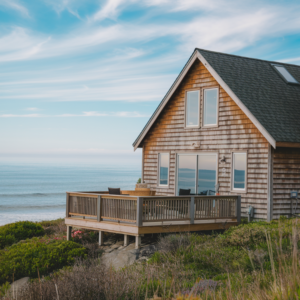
[190,196,195,224]
[67,226,72,241]
[124,234,129,247]
[97,195,102,222]
[66,193,70,218]
[135,236,141,249]
[236,196,241,223]
[136,197,143,227]
[99,231,104,246]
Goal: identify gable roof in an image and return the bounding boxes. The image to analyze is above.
[133,49,300,150]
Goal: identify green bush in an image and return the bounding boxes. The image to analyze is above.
[0,282,10,297]
[0,221,45,249]
[0,238,86,285]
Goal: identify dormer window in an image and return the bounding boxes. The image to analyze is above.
[272,64,299,84]
[185,90,200,128]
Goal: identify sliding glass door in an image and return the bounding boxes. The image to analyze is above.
[177,153,217,195]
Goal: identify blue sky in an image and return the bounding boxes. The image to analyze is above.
[1,0,300,164]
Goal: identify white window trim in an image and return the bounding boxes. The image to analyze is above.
[157,152,170,188]
[184,89,201,129]
[231,151,248,194]
[202,87,219,128]
[175,152,218,196]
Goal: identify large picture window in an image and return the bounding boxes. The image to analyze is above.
[203,88,218,127]
[176,153,217,195]
[158,153,169,186]
[185,90,200,127]
[232,152,247,191]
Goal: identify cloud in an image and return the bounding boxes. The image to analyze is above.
[1,1,300,64]
[44,0,82,18]
[92,0,130,21]
[0,114,42,118]
[0,0,29,17]
[58,111,150,117]
[0,111,150,118]
[280,57,300,64]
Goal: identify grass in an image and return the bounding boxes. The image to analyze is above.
[1,217,300,300]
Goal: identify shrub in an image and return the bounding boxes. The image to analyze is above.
[37,218,64,228]
[0,238,86,285]
[17,259,143,300]
[0,282,10,298]
[157,234,192,253]
[0,221,45,249]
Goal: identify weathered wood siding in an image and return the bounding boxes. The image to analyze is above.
[273,147,300,218]
[141,59,270,219]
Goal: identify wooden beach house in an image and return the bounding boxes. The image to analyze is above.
[65,49,300,248]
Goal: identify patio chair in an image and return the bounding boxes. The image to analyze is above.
[108,187,121,195]
[179,188,191,195]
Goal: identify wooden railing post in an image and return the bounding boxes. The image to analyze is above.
[66,193,70,218]
[190,196,195,224]
[136,197,143,227]
[236,195,241,223]
[97,195,102,222]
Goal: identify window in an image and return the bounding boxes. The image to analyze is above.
[272,64,299,84]
[158,153,169,186]
[232,152,247,191]
[185,90,200,127]
[176,153,217,195]
[203,88,218,126]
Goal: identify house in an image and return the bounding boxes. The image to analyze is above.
[133,48,300,221]
[65,48,300,248]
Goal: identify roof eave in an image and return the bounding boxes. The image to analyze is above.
[133,49,199,151]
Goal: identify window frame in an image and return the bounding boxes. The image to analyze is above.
[184,89,201,129]
[271,64,300,85]
[230,151,248,193]
[202,87,219,128]
[175,151,219,196]
[157,152,170,188]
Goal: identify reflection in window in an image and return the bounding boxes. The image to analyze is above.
[177,155,196,194]
[232,153,247,190]
[186,91,199,127]
[159,153,169,185]
[198,155,217,195]
[203,88,218,126]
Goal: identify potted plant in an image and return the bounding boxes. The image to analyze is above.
[136,178,148,189]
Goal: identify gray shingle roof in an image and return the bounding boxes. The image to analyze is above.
[133,49,300,148]
[197,49,300,143]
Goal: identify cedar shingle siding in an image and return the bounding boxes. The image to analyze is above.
[134,49,300,220]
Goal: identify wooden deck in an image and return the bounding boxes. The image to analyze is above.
[65,191,241,248]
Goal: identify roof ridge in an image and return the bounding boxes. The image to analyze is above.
[196,48,300,68]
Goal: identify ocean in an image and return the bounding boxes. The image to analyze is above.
[0,163,141,226]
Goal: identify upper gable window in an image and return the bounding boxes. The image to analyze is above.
[203,88,218,127]
[272,64,299,84]
[185,90,200,128]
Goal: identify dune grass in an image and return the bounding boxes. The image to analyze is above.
[5,217,299,300]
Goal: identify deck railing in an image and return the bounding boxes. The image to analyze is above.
[66,192,241,226]
[142,197,190,222]
[101,195,137,223]
[68,193,98,218]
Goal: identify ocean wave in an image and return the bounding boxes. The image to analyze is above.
[0,211,66,226]
[0,192,65,197]
[0,204,65,209]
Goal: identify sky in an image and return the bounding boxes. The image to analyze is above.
[1,0,300,165]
